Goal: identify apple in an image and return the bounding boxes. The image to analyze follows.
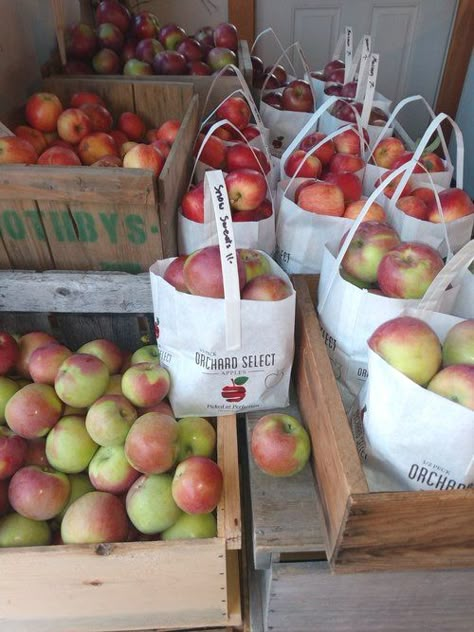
[161,512,217,540]
[442,320,474,367]
[176,38,203,62]
[54,353,110,408]
[265,64,287,86]
[195,26,214,49]
[322,172,362,204]
[157,23,185,50]
[232,199,272,222]
[242,275,292,301]
[5,383,62,439]
[326,68,345,83]
[95,0,131,34]
[299,132,335,165]
[57,108,94,146]
[85,394,136,447]
[296,181,345,217]
[207,47,237,72]
[0,136,37,165]
[153,119,181,145]
[120,141,138,158]
[391,151,424,173]
[377,242,444,299]
[123,143,165,176]
[324,82,343,97]
[61,491,129,544]
[123,58,153,76]
[89,445,140,493]
[65,23,97,60]
[238,248,272,283]
[37,146,81,166]
[126,473,181,534]
[188,60,211,75]
[177,417,216,461]
[24,437,48,468]
[163,255,189,293]
[294,179,316,203]
[150,139,171,160]
[121,362,170,408]
[0,427,27,479]
[46,415,98,473]
[124,412,178,475]
[284,150,322,178]
[0,479,9,515]
[172,456,222,514]
[213,22,238,51]
[14,126,48,155]
[329,153,365,174]
[78,132,119,165]
[70,92,106,108]
[372,137,406,169]
[79,103,113,133]
[92,48,121,74]
[241,126,260,142]
[427,365,474,410]
[216,96,251,131]
[340,81,358,98]
[333,127,365,156]
[396,195,429,221]
[131,345,159,365]
[194,134,227,171]
[139,399,174,417]
[96,22,124,53]
[0,331,19,376]
[368,316,442,385]
[255,73,280,90]
[0,512,50,547]
[281,80,314,112]
[339,268,375,289]
[376,171,414,199]
[181,183,204,223]
[344,198,386,222]
[118,112,146,142]
[0,377,19,424]
[153,50,188,75]
[225,168,267,211]
[420,152,446,173]
[323,58,345,79]
[183,245,246,298]
[28,343,72,385]
[57,473,94,522]
[412,187,436,207]
[427,188,474,223]
[104,374,123,396]
[8,465,70,520]
[340,221,401,284]
[251,55,264,78]
[331,100,362,124]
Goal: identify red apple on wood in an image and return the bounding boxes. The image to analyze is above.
[37,146,81,166]
[65,23,97,60]
[92,48,121,74]
[123,143,165,176]
[214,22,238,51]
[79,103,113,133]
[78,132,119,165]
[153,50,188,75]
[176,38,203,62]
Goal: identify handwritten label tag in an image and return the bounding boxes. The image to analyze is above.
[355,35,372,101]
[361,53,379,128]
[344,26,353,83]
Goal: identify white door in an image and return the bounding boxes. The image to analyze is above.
[254,0,458,138]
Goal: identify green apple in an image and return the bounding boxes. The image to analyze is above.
[427,365,474,410]
[46,415,98,473]
[339,267,374,290]
[177,417,216,461]
[131,345,160,365]
[161,512,217,540]
[0,377,19,424]
[126,473,182,534]
[0,512,51,547]
[54,354,110,408]
[442,320,474,367]
[85,394,137,446]
[89,445,140,493]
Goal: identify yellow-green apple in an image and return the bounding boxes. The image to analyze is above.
[207,47,237,72]
[299,132,335,165]
[177,417,216,461]
[420,152,446,173]
[188,60,211,75]
[0,331,19,376]
[396,195,429,221]
[238,248,272,282]
[28,343,72,385]
[0,136,37,165]
[104,374,123,395]
[183,245,246,298]
[0,479,9,515]
[368,316,442,385]
[95,0,131,34]
[124,412,178,473]
[71,92,106,108]
[109,129,129,149]
[322,172,362,203]
[54,354,110,408]
[78,132,119,165]
[232,198,272,222]
[79,103,113,133]
[225,168,267,211]
[242,274,292,301]
[0,512,50,547]
[56,473,94,522]
[122,363,170,408]
[37,146,82,166]
[329,153,364,174]
[14,126,48,155]
[161,511,216,540]
[120,140,138,158]
[61,491,129,544]
[157,23,185,49]
[8,465,70,520]
[92,48,121,74]
[412,187,436,206]
[136,37,164,63]
[297,181,345,216]
[126,473,181,533]
[181,183,204,223]
[150,139,171,159]
[172,456,223,514]
[77,339,122,374]
[85,394,137,446]
[427,188,474,223]
[339,221,401,284]
[0,427,27,479]
[442,320,474,367]
[343,198,386,222]
[177,37,204,62]
[339,268,375,289]
[372,137,406,169]
[251,413,311,477]
[123,143,165,176]
[56,108,93,144]
[123,58,153,76]
[377,242,444,299]
[226,143,270,174]
[0,377,19,424]
[46,415,98,473]
[25,92,63,133]
[153,50,188,74]
[163,255,189,291]
[97,21,124,52]
[391,151,424,173]
[131,345,159,365]
[216,96,251,131]
[284,150,322,178]
[118,112,146,142]
[89,445,140,493]
[281,80,314,112]
[5,383,62,439]
[24,437,48,467]
[193,133,227,169]
[65,23,97,59]
[214,22,238,51]
[427,365,474,410]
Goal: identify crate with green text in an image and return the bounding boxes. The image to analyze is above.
[0,77,200,272]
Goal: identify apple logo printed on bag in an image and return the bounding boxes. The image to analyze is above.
[221,376,248,402]
[264,369,284,389]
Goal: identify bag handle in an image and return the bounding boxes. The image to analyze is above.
[204,171,241,350]
[343,26,353,84]
[251,27,297,76]
[318,161,417,314]
[353,35,372,100]
[262,41,316,104]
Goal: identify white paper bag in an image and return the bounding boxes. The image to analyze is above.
[451,265,474,318]
[150,170,295,418]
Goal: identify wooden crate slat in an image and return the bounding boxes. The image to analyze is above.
[0,313,53,336]
[217,415,242,551]
[132,81,194,128]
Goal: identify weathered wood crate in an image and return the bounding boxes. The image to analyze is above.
[0,270,242,632]
[0,77,200,272]
[241,277,474,632]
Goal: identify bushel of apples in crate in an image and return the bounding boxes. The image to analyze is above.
[350,240,474,492]
[151,170,295,418]
[317,164,461,410]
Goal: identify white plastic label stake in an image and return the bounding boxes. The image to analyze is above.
[331,32,345,60]
[361,53,379,128]
[355,35,371,102]
[344,27,353,83]
[204,171,241,351]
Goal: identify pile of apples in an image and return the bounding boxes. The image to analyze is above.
[0,331,223,548]
[64,0,240,77]
[0,90,180,177]
[164,246,292,300]
[369,316,474,410]
[339,221,446,299]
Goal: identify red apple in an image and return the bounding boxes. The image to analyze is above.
[188,60,211,75]
[227,143,270,175]
[15,331,57,378]
[158,23,186,49]
[377,242,444,299]
[376,171,414,199]
[150,139,170,159]
[37,146,81,166]
[294,179,317,203]
[77,339,123,374]
[176,38,203,62]
[225,168,267,211]
[0,427,27,480]
[391,151,424,173]
[0,332,19,376]
[14,126,47,155]
[29,343,72,385]
[412,187,437,207]
[153,50,188,75]
[136,38,164,64]
[123,143,165,176]
[125,412,178,474]
[183,245,246,298]
[133,11,161,40]
[154,119,181,145]
[322,171,362,203]
[216,96,251,131]
[324,81,343,97]
[297,181,345,217]
[210,123,237,141]
[284,150,321,179]
[427,188,474,223]
[55,108,92,143]
[0,137,37,165]
[5,383,63,439]
[172,456,223,514]
[329,153,364,174]
[340,81,358,98]
[265,64,287,86]
[8,465,70,520]
[420,152,446,173]
[333,127,366,156]
[78,132,119,165]
[261,91,282,109]
[164,256,189,291]
[109,129,129,149]
[242,275,292,301]
[70,92,106,109]
[123,58,153,76]
[214,22,238,51]
[92,48,121,74]
[327,68,345,83]
[396,195,429,221]
[372,137,406,169]
[61,491,129,544]
[242,125,261,141]
[207,47,237,72]
[65,23,97,60]
[299,132,335,165]
[96,22,124,52]
[343,198,386,222]
[25,92,63,133]
[118,112,146,142]
[281,80,314,112]
[95,0,131,34]
[181,183,204,223]
[79,103,113,133]
[323,59,345,79]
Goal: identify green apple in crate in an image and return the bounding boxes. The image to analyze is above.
[0,512,51,547]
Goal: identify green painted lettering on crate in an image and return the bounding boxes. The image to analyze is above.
[50,211,77,242]
[24,210,46,241]
[99,212,119,244]
[3,211,26,240]
[100,261,143,273]
[125,214,146,245]
[72,211,98,242]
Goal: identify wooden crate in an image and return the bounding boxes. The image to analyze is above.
[0,77,200,272]
[0,270,242,632]
[293,276,474,573]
